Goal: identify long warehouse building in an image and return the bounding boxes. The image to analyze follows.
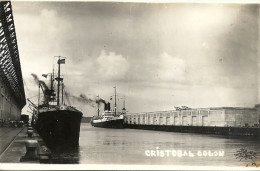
[125,105,260,127]
[0,1,26,121]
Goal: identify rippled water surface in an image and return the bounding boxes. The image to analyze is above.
[77,123,260,166]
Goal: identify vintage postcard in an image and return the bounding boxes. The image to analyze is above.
[0,0,259,170]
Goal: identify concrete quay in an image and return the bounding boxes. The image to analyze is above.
[0,126,51,163]
[0,127,24,157]
[125,124,260,137]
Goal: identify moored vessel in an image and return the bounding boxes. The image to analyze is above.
[31,57,83,148]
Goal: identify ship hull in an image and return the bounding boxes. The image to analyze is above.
[35,110,82,149]
[91,118,124,129]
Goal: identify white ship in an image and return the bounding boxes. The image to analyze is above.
[91,86,125,129]
[91,111,124,128]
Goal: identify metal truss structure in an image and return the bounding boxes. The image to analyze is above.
[0,1,26,108]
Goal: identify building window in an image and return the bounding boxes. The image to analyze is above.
[182,116,188,125]
[153,117,156,125]
[202,116,208,126]
[192,116,197,126]
[166,117,170,125]
[174,117,178,125]
[159,117,163,125]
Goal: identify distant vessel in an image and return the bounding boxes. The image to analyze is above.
[31,57,83,148]
[91,86,125,128]
[91,110,124,128]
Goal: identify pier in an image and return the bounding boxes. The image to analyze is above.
[0,126,52,163]
[124,124,260,137]
[124,107,260,137]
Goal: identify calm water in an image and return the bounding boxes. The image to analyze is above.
[57,123,260,166]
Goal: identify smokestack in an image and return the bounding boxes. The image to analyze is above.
[107,102,110,111]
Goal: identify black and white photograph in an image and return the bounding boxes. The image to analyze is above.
[0,0,260,169]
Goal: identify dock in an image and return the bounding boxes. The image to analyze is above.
[124,124,260,137]
[124,107,260,137]
[0,126,51,163]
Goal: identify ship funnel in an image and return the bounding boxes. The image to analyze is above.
[104,102,111,111]
[107,102,110,111]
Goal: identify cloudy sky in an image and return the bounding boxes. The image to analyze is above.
[11,2,259,116]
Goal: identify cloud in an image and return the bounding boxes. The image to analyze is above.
[41,8,56,18]
[11,2,259,115]
[157,52,187,82]
[96,50,129,81]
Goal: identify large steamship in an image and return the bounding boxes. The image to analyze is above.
[31,57,83,148]
[91,87,125,128]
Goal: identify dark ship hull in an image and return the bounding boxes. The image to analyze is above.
[91,118,124,129]
[35,109,82,149]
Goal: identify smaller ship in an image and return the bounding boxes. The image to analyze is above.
[91,86,125,128]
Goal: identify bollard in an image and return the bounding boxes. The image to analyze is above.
[20,140,39,162]
[27,127,33,137]
[27,129,33,137]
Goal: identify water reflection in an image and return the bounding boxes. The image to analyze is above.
[50,146,80,164]
[43,123,260,165]
[78,123,260,166]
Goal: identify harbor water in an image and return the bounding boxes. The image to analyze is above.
[55,123,260,166]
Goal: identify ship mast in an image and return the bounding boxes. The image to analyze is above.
[61,83,64,105]
[57,56,61,106]
[50,66,54,93]
[50,66,54,103]
[114,86,117,116]
[97,95,100,116]
[55,56,65,106]
[123,96,125,110]
[122,96,126,110]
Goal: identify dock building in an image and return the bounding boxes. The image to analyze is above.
[125,105,260,127]
[0,2,26,122]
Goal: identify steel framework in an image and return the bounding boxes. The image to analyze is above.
[0,1,26,108]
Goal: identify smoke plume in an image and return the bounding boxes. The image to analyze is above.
[79,94,94,103]
[96,98,106,104]
[64,91,96,107]
[31,73,50,91]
